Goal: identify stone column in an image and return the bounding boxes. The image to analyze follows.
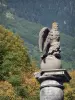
[35,22,71,100]
[34,69,71,100]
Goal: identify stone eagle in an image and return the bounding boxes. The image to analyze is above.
[39,27,50,59]
[39,23,61,60]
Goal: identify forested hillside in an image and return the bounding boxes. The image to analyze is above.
[0,0,75,69]
[0,26,75,100]
[0,1,75,100]
[7,0,75,36]
[0,25,39,100]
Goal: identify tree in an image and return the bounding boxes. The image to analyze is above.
[0,25,31,80]
[0,25,39,100]
[64,71,75,100]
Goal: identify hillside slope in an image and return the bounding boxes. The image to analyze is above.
[0,0,75,69]
[7,0,75,36]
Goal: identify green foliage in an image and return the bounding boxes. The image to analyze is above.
[65,92,74,100]
[8,75,22,86]
[62,60,73,70]
[0,23,75,100]
[0,14,75,69]
[0,96,10,100]
[64,71,75,100]
[15,86,28,98]
[0,25,31,81]
[0,25,39,100]
[0,3,75,69]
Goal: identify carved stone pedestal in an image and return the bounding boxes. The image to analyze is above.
[34,69,71,100]
[36,22,71,100]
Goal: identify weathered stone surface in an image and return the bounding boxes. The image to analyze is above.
[41,55,62,71]
[34,22,71,100]
[34,69,71,100]
[40,87,64,100]
[40,80,63,88]
[40,75,64,100]
[39,22,61,71]
[34,69,71,83]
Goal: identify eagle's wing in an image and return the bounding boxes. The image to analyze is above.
[39,27,50,52]
[43,33,50,53]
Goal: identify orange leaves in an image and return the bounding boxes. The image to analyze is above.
[70,70,75,78]
[21,72,39,96]
[0,81,15,98]
[64,70,75,100]
[0,25,39,99]
[0,81,24,100]
[7,32,13,36]
[64,83,73,94]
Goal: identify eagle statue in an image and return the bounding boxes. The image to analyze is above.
[39,22,61,62]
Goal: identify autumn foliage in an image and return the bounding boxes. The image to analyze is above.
[0,25,75,100]
[0,25,39,100]
[64,70,75,100]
